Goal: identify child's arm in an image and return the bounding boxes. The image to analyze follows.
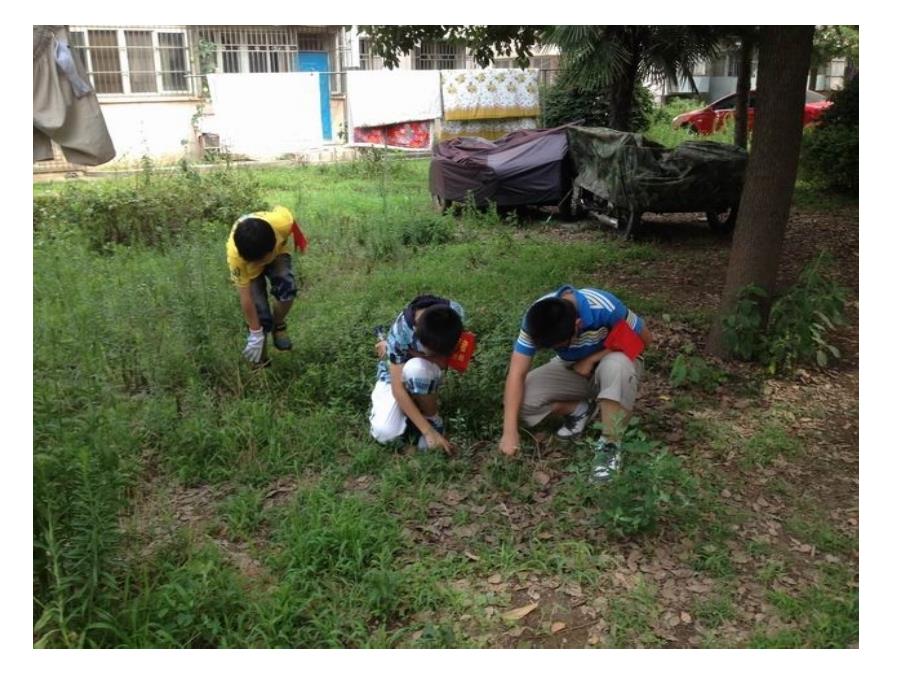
[237,286,261,331]
[389,362,454,454]
[500,351,532,456]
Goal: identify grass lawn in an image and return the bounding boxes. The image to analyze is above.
[33,156,859,648]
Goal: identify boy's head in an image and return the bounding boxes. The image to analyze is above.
[526,297,578,348]
[233,217,275,263]
[417,305,463,357]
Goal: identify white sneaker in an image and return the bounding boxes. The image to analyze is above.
[556,400,598,439]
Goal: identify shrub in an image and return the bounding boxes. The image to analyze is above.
[800,75,858,193]
[33,166,266,251]
[543,79,654,132]
[722,253,847,373]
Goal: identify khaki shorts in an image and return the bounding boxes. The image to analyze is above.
[520,352,643,427]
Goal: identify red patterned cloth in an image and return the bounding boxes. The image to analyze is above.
[353,120,431,149]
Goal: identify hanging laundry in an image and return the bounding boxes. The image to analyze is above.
[353,121,432,150]
[347,70,442,129]
[33,25,115,165]
[441,69,540,122]
[440,117,540,142]
[206,73,324,160]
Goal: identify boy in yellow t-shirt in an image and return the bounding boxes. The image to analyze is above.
[226,205,307,363]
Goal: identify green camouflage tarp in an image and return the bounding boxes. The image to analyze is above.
[566,126,748,213]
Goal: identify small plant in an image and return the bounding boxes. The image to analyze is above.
[669,346,727,392]
[595,428,698,537]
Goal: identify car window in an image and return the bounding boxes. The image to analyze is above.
[714,95,735,110]
[805,90,826,103]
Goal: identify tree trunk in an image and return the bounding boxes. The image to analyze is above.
[609,55,640,131]
[733,36,753,149]
[706,25,815,358]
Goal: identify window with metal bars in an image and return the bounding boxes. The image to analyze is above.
[68,26,190,96]
[359,37,384,70]
[197,27,296,74]
[413,40,462,70]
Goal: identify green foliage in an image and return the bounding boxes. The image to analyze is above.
[721,285,767,361]
[721,254,847,373]
[33,166,265,252]
[800,75,858,194]
[595,428,698,537]
[542,80,654,131]
[669,346,727,392]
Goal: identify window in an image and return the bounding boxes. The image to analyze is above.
[197,26,296,75]
[714,95,735,110]
[414,40,462,70]
[68,26,191,96]
[359,37,384,70]
[158,33,189,91]
[727,51,742,78]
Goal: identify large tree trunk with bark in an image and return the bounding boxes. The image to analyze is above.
[609,53,641,131]
[733,35,753,149]
[706,25,815,358]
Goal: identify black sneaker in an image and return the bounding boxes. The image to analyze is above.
[591,439,623,482]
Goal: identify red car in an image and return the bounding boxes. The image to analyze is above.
[672,89,832,135]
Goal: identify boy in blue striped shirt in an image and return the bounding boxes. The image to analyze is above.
[499,285,652,481]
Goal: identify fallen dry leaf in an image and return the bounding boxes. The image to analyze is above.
[680,611,692,624]
[463,550,479,561]
[501,602,538,622]
[551,622,567,634]
[533,470,551,487]
[488,573,503,585]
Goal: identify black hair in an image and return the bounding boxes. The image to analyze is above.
[233,217,275,262]
[416,304,463,356]
[525,297,577,348]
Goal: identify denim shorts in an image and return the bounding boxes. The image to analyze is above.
[249,253,297,333]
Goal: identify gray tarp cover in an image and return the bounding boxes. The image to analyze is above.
[429,127,570,207]
[566,126,748,213]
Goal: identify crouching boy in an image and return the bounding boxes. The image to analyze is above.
[499,285,652,481]
[369,295,465,454]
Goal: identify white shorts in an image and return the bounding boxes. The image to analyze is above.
[369,357,443,443]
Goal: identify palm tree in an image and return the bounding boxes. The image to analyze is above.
[543,26,723,131]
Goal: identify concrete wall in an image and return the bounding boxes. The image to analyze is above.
[98,99,201,165]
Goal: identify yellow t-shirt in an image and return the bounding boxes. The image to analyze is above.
[226,206,295,287]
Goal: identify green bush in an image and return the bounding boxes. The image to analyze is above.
[543,80,654,132]
[722,253,847,374]
[800,75,858,194]
[33,165,266,251]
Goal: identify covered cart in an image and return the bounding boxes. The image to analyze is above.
[566,126,748,238]
[429,126,573,213]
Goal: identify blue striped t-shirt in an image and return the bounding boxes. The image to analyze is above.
[514,285,643,361]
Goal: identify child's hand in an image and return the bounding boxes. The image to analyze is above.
[573,358,597,378]
[242,328,265,362]
[375,340,387,359]
[499,432,520,457]
[424,430,455,455]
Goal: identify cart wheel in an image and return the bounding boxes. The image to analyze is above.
[615,208,642,240]
[706,206,738,234]
[432,195,453,214]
